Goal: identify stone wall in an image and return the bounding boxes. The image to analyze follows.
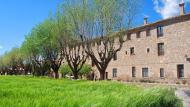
[89,14,190,83]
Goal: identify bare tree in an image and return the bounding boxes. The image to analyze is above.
[85,33,125,80]
[64,42,87,79]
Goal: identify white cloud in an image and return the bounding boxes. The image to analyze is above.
[153,0,190,19]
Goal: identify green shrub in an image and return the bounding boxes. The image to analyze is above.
[59,64,72,75]
[59,64,92,79]
[79,64,92,75]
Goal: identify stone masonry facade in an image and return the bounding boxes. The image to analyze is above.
[90,11,190,83]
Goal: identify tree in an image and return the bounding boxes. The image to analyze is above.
[0,47,25,75]
[57,2,91,80]
[0,55,8,75]
[0,0,140,79]
[63,41,87,79]
[62,0,140,80]
[21,30,50,76]
[21,17,68,78]
[35,19,64,78]
[86,35,125,80]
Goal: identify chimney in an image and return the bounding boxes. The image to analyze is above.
[179,0,185,15]
[144,17,148,25]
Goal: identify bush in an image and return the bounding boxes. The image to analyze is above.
[59,64,72,76]
[79,64,92,76]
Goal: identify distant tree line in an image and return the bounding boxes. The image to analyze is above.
[0,0,140,80]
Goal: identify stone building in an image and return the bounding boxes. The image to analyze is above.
[91,2,190,83]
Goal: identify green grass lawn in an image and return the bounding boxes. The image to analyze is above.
[0,76,182,107]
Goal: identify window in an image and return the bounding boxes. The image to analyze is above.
[125,51,128,55]
[113,53,117,61]
[147,48,150,53]
[127,33,131,40]
[158,43,164,56]
[142,68,148,77]
[157,26,163,37]
[130,47,135,55]
[186,58,190,62]
[112,68,117,78]
[160,68,164,78]
[146,29,151,36]
[177,64,184,78]
[105,72,108,79]
[132,67,136,77]
[136,32,141,38]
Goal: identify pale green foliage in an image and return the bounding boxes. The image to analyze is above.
[0,0,141,76]
[79,64,92,75]
[59,64,72,75]
[62,0,140,38]
[22,19,58,58]
[21,14,69,60]
[59,64,92,76]
[0,47,23,67]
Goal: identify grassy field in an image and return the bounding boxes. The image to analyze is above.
[0,76,182,107]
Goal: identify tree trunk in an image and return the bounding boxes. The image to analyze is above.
[100,71,105,80]
[80,74,83,79]
[54,71,59,79]
[73,72,78,80]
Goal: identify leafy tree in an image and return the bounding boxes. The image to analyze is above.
[0,47,25,75]
[34,19,63,78]
[21,29,49,76]
[21,17,68,78]
[56,2,90,79]
[61,0,140,80]
[0,0,140,80]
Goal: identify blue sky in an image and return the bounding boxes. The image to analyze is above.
[0,0,190,56]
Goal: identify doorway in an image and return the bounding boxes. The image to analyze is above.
[105,72,108,80]
[177,64,184,78]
